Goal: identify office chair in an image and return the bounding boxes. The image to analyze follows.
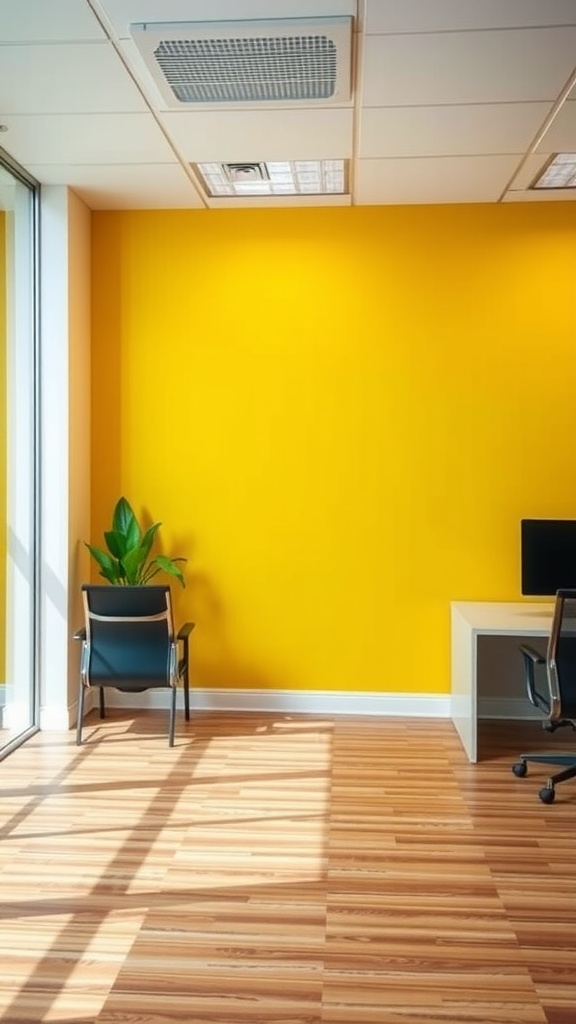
[512,588,576,803]
[75,584,194,747]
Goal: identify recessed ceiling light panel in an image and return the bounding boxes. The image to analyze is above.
[195,160,347,197]
[531,153,576,189]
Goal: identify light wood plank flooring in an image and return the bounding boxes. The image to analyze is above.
[0,711,574,1023]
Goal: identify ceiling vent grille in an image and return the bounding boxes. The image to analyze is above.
[130,18,352,107]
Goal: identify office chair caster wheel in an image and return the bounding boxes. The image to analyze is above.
[512,761,527,777]
[538,786,555,804]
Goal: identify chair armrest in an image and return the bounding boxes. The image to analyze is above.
[177,622,195,640]
[73,627,87,641]
[518,644,545,665]
[519,644,549,712]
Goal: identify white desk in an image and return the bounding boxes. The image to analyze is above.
[450,601,554,762]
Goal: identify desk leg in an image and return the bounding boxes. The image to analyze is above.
[451,606,477,763]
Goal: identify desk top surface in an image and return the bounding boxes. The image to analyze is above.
[451,600,554,635]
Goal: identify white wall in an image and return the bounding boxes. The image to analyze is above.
[67,191,91,710]
[39,186,90,729]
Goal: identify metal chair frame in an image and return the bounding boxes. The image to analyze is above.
[75,585,194,747]
[513,589,576,802]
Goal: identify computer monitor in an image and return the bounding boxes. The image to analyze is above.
[521,518,576,596]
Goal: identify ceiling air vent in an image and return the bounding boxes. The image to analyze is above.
[129,18,352,107]
[224,163,269,183]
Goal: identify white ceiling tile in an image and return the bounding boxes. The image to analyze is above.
[160,108,354,162]
[28,163,205,209]
[365,0,576,34]
[96,0,356,38]
[0,0,106,41]
[0,42,147,114]
[536,100,576,152]
[354,155,523,205]
[0,113,176,165]
[362,28,576,106]
[359,103,552,159]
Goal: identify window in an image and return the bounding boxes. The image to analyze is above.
[0,147,40,759]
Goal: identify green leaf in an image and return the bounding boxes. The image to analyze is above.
[113,497,140,542]
[154,555,187,588]
[125,515,141,552]
[140,522,161,560]
[121,543,150,585]
[85,543,122,584]
[104,530,125,559]
[98,565,120,585]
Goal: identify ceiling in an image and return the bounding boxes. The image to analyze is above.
[1,0,576,210]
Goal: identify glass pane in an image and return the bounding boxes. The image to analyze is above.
[0,154,38,757]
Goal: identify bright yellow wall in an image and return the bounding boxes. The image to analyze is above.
[91,203,576,695]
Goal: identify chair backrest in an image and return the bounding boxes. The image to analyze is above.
[547,589,576,721]
[81,584,175,690]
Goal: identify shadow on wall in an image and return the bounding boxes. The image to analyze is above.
[185,570,279,692]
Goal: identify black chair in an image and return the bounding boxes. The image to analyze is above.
[513,588,576,803]
[74,584,194,747]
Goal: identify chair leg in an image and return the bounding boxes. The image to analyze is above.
[549,761,576,786]
[518,752,576,767]
[169,686,176,747]
[183,662,190,722]
[76,684,85,746]
[99,687,106,719]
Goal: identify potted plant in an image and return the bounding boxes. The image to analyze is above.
[86,496,186,587]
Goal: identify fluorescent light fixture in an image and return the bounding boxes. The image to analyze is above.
[195,160,347,197]
[531,153,576,189]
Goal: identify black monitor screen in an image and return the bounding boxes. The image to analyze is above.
[521,519,576,596]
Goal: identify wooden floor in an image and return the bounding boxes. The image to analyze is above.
[0,711,574,1024]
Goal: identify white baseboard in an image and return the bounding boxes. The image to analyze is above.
[2,699,73,732]
[38,693,545,731]
[86,688,452,718]
[40,701,79,731]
